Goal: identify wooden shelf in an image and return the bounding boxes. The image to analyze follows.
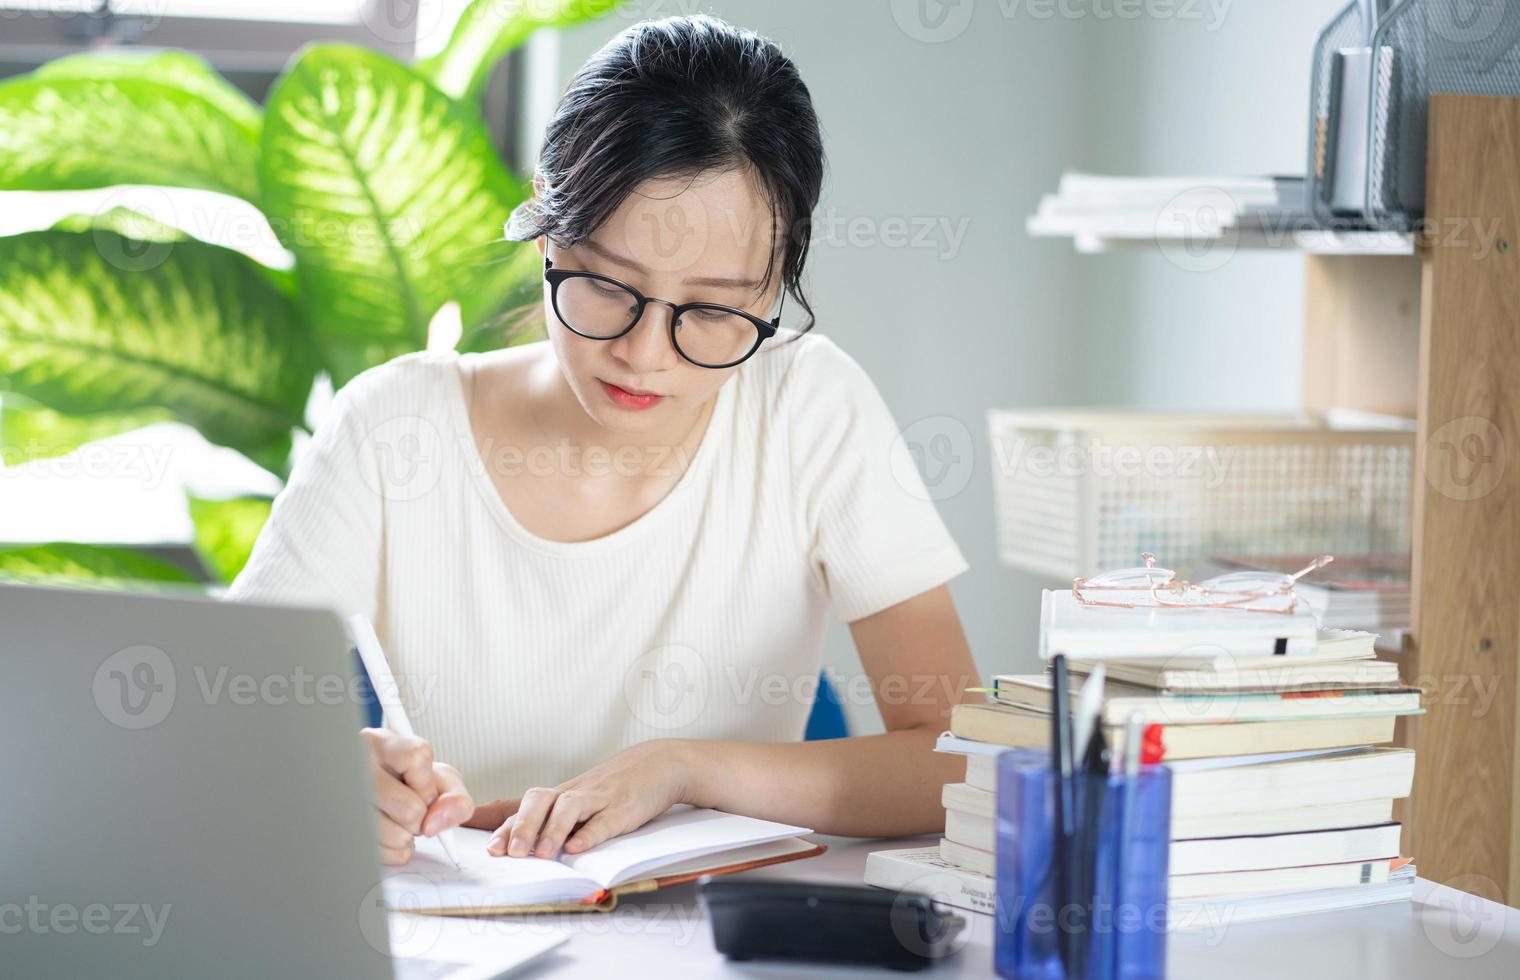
[1033,95,1520,905]
[1302,93,1520,904]
[1053,228,1415,256]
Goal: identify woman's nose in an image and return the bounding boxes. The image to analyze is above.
[609,300,681,371]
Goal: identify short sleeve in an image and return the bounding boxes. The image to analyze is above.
[784,336,970,623]
[224,372,384,622]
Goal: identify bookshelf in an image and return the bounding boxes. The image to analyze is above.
[1033,93,1520,905]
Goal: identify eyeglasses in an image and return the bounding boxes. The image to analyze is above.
[1072,553,1335,615]
[542,256,782,369]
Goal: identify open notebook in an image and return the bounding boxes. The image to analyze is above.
[384,804,826,914]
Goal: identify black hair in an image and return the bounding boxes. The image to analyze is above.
[504,13,825,335]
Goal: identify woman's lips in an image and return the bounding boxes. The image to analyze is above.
[599,379,664,410]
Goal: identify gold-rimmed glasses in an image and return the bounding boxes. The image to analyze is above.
[1072,553,1335,615]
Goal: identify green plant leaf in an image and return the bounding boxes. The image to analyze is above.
[457,243,547,353]
[0,393,173,465]
[188,495,272,585]
[0,229,320,474]
[0,49,261,201]
[418,0,624,104]
[0,542,197,587]
[260,44,535,380]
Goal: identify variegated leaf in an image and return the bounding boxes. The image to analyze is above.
[0,230,318,474]
[0,49,261,202]
[260,44,534,378]
[418,0,624,104]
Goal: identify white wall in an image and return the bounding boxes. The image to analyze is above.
[540,0,1342,734]
[1077,0,1346,408]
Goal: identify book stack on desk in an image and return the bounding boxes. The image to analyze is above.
[863,741,1002,915]
[933,604,1424,924]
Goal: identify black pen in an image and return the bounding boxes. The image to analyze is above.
[1071,722,1110,978]
[1050,654,1074,974]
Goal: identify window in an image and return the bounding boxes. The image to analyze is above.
[0,1,420,101]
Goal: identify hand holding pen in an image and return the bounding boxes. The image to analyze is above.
[351,614,471,869]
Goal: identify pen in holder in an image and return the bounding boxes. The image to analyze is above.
[994,748,1171,980]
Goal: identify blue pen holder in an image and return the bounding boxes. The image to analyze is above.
[994,749,1171,980]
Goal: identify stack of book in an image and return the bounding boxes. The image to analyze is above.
[864,735,1003,915]
[1021,172,1349,252]
[869,590,1423,925]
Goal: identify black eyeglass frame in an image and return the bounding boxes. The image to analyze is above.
[543,256,782,369]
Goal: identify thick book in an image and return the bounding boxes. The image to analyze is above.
[937,736,1413,808]
[1167,823,1401,876]
[938,837,994,877]
[951,701,1396,759]
[1169,858,1397,900]
[941,800,1399,876]
[944,807,993,853]
[1071,658,1401,693]
[992,673,1422,725]
[383,805,824,914]
[945,776,1398,840]
[864,845,995,916]
[1073,627,1380,668]
[1169,862,1415,929]
[1039,588,1320,660]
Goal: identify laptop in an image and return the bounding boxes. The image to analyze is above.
[0,581,568,979]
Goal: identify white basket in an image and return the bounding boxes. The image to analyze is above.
[988,410,1414,580]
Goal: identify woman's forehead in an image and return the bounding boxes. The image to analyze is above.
[598,169,781,285]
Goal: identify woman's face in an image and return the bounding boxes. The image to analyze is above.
[538,168,784,436]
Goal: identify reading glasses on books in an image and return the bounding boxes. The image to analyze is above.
[1072,553,1335,615]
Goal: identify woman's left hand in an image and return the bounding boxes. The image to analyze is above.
[467,738,697,860]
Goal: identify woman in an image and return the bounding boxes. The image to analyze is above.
[229,13,980,866]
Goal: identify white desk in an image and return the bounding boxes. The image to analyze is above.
[432,833,1520,978]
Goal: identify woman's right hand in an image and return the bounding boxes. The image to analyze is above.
[361,728,475,866]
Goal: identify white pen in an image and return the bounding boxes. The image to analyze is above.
[348,613,462,871]
[1070,663,1107,762]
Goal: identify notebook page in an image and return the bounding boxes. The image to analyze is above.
[385,829,597,910]
[560,804,811,888]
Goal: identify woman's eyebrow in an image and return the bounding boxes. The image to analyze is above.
[582,238,760,290]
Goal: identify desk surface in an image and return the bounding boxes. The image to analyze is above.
[442,833,1520,979]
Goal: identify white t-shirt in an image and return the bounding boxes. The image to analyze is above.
[226,331,968,802]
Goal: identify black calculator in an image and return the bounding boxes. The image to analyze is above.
[696,877,969,971]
